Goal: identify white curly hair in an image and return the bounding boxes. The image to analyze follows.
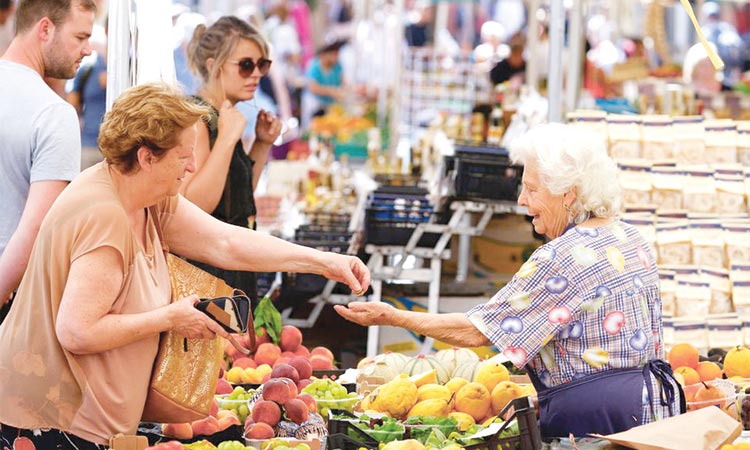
[509,122,622,222]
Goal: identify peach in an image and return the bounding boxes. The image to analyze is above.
[293,345,311,358]
[245,422,275,440]
[297,378,312,392]
[310,354,333,370]
[278,377,299,398]
[271,364,300,384]
[210,398,219,417]
[233,357,258,370]
[263,378,292,403]
[296,393,317,413]
[261,373,271,384]
[281,351,297,359]
[284,398,309,424]
[280,325,303,352]
[217,414,241,431]
[251,399,282,427]
[255,326,271,346]
[225,339,242,363]
[310,346,334,361]
[191,416,220,436]
[254,343,282,367]
[161,422,193,440]
[288,356,313,380]
[668,343,700,370]
[215,378,233,395]
[273,356,292,368]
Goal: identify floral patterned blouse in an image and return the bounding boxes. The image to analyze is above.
[467,220,676,422]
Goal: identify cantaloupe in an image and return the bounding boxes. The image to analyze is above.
[452,359,482,382]
[435,347,480,374]
[402,354,451,384]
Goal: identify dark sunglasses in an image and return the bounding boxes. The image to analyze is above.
[227,57,272,78]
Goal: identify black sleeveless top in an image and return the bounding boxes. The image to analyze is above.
[188,97,258,303]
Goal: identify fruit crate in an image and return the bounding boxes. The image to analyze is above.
[462,397,542,450]
[326,410,391,450]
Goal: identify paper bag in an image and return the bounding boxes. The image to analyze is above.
[108,433,148,450]
[592,407,741,450]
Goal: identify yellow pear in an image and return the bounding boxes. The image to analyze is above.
[444,377,470,395]
[475,361,510,393]
[454,382,491,421]
[416,384,452,402]
[449,411,475,432]
[407,398,451,418]
[371,376,418,419]
[490,381,523,415]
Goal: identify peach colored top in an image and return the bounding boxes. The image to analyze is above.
[0,162,176,444]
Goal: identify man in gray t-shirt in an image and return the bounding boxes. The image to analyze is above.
[0,0,97,310]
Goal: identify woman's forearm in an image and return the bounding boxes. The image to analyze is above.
[248,140,272,193]
[56,306,172,355]
[182,135,237,213]
[391,310,492,348]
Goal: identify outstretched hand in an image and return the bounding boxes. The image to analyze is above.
[333,301,394,327]
[320,253,370,296]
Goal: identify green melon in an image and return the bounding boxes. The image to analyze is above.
[434,347,480,374]
[451,359,482,381]
[402,354,451,384]
[375,351,410,372]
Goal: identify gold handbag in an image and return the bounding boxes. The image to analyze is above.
[141,207,248,424]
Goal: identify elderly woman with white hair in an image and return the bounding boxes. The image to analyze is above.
[336,123,684,438]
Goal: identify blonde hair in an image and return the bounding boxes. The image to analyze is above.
[510,123,622,221]
[98,83,210,174]
[187,15,270,84]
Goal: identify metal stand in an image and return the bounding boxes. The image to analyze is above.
[280,199,526,351]
[363,199,525,357]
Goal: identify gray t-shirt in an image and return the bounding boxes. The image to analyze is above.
[0,60,81,254]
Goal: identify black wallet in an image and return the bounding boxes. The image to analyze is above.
[196,291,251,334]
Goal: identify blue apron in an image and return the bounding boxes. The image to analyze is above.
[526,359,685,438]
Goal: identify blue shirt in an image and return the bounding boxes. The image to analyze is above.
[305,57,342,106]
[72,55,107,148]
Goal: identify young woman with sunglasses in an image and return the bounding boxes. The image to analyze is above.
[184,16,282,307]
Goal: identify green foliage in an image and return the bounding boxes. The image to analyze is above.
[254,296,282,344]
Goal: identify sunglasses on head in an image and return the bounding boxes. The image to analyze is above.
[227,57,272,78]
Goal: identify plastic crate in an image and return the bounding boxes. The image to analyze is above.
[454,142,510,158]
[294,230,353,243]
[454,156,522,201]
[364,207,442,247]
[327,410,390,449]
[463,397,542,450]
[297,223,351,233]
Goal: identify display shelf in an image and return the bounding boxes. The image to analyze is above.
[400,47,491,133]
